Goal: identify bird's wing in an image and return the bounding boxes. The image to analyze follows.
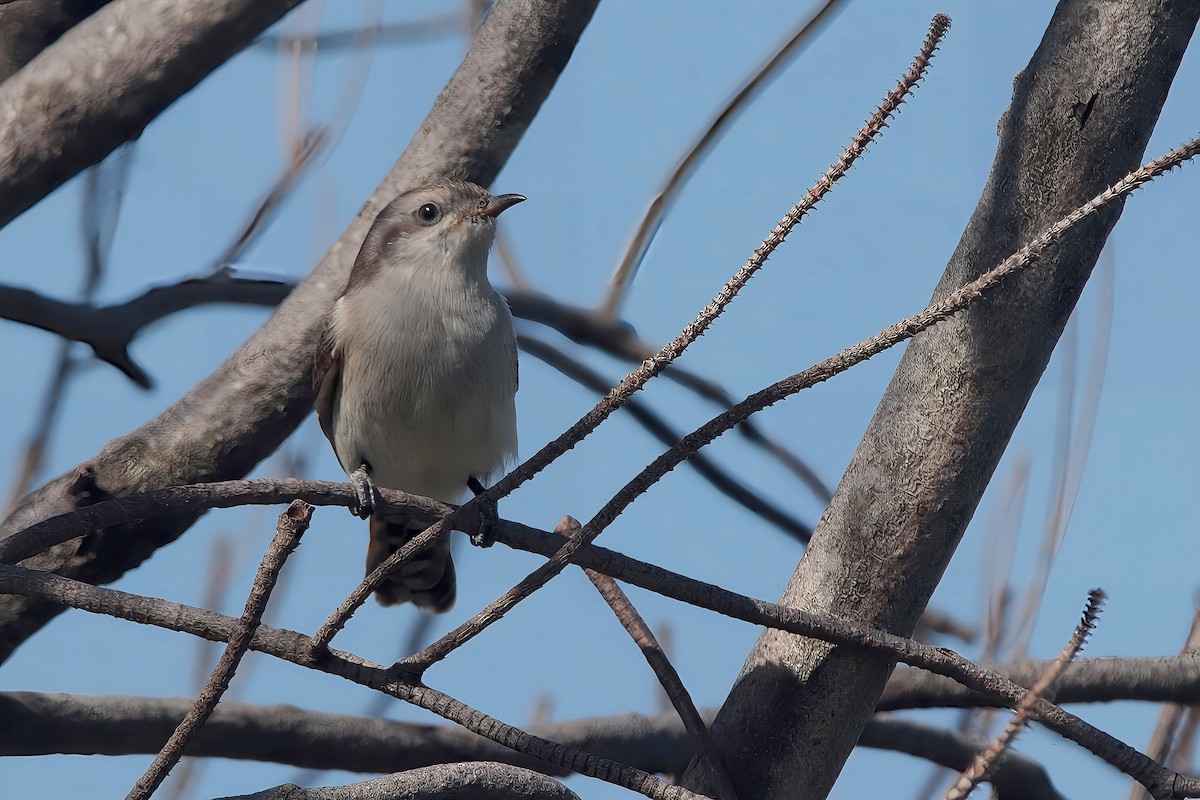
[313,312,342,450]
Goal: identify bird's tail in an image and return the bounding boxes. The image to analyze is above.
[366,515,456,612]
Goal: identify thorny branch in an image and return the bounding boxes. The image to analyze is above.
[372,14,952,674]
[126,501,311,800]
[1,478,1197,796]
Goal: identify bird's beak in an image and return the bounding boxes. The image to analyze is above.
[478,194,526,218]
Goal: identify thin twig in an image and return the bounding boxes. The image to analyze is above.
[559,516,738,800]
[1012,255,1115,658]
[600,0,847,317]
[394,17,952,671]
[5,152,131,504]
[2,562,1194,798]
[401,128,1197,675]
[943,589,1105,800]
[254,13,464,50]
[125,501,312,800]
[520,335,811,540]
[1130,607,1200,800]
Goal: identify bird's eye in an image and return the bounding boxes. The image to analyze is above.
[478,197,489,210]
[415,203,441,224]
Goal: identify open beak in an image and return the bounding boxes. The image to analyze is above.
[478,193,526,218]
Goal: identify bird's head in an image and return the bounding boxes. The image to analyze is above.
[348,180,524,289]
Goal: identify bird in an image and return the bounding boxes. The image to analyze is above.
[315,179,522,612]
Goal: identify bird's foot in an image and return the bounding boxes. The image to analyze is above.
[467,476,498,548]
[350,465,378,519]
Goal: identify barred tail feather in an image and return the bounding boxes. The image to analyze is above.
[367,515,456,612]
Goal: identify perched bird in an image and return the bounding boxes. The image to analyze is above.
[315,180,522,611]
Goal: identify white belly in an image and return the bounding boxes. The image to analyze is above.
[330,281,518,504]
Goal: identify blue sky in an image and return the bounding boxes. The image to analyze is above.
[2,1,1198,798]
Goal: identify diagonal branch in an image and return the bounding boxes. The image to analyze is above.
[683,4,1200,796]
[561,515,737,800]
[0,0,307,229]
[600,0,846,317]
[0,0,599,666]
[1,559,1193,797]
[382,18,951,672]
[127,501,310,800]
[220,763,582,800]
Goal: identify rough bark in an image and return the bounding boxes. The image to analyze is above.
[0,0,110,82]
[0,0,308,229]
[0,0,599,664]
[3,693,1063,799]
[681,2,1200,797]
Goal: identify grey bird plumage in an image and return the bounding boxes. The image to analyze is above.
[315,180,521,611]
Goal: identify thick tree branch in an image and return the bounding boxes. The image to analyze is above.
[682,4,1200,797]
[0,0,599,665]
[0,0,307,229]
[880,657,1200,711]
[0,0,111,83]
[1,517,1194,796]
[4,694,1068,799]
[222,763,581,800]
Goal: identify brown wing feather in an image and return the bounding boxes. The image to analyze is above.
[313,311,342,452]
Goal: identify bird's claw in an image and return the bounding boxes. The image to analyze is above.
[467,476,498,548]
[350,465,377,519]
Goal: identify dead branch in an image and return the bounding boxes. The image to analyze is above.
[0,0,599,665]
[519,335,811,540]
[683,4,1200,796]
[0,276,294,389]
[601,0,845,316]
[561,516,736,800]
[5,693,1069,799]
[0,527,1192,796]
[0,0,306,229]
[127,501,311,800]
[943,589,1104,800]
[219,763,581,800]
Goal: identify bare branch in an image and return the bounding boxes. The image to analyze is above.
[861,718,1065,800]
[560,516,736,800]
[384,20,950,673]
[0,275,293,389]
[600,0,846,317]
[1,514,1193,795]
[684,1,1200,793]
[1130,608,1200,800]
[519,336,811,541]
[127,501,311,800]
[943,589,1104,800]
[220,763,581,800]
[5,693,1070,799]
[254,14,466,51]
[0,0,307,229]
[0,0,599,664]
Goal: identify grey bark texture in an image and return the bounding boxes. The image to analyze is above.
[0,0,599,663]
[0,0,111,82]
[2,692,1063,799]
[217,763,581,800]
[681,2,1200,798]
[0,0,307,229]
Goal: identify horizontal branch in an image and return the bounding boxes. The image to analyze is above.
[880,657,1200,711]
[0,480,1193,796]
[225,763,581,800]
[4,693,1064,799]
[0,275,293,389]
[0,0,599,663]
